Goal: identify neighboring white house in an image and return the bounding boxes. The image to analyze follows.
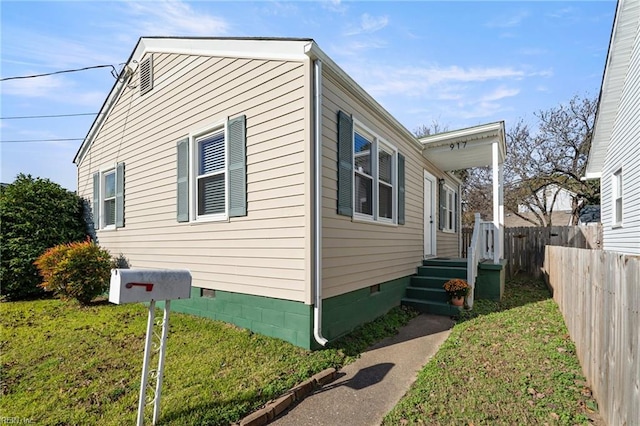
[585,0,640,255]
[517,184,576,215]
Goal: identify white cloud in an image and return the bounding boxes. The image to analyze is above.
[259,2,299,17]
[518,47,548,56]
[481,86,520,102]
[356,65,527,98]
[333,39,387,56]
[2,29,121,70]
[345,13,389,36]
[548,7,575,19]
[322,0,347,14]
[486,10,529,28]
[1,74,108,107]
[1,75,66,98]
[125,0,230,36]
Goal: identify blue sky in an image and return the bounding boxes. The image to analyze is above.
[1,1,616,190]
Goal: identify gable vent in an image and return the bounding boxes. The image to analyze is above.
[139,55,153,96]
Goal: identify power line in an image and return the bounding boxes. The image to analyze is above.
[0,64,118,81]
[0,113,98,120]
[1,138,84,143]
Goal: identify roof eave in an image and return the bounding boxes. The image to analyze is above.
[304,42,424,153]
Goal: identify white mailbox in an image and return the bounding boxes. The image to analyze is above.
[109,269,192,304]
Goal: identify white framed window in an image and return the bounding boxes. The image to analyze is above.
[191,122,228,222]
[613,168,623,226]
[92,162,124,230]
[176,115,246,223]
[352,121,397,224]
[102,169,116,228]
[442,185,457,232]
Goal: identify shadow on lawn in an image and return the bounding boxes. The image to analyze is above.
[459,275,552,323]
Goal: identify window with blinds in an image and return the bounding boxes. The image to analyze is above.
[196,130,226,218]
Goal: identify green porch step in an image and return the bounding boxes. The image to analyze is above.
[405,286,450,303]
[410,275,451,289]
[417,265,467,279]
[422,257,467,268]
[401,258,469,317]
[401,298,463,316]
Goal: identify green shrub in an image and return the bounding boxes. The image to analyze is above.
[34,240,113,305]
[0,174,87,300]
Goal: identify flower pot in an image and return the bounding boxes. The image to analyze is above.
[450,296,464,306]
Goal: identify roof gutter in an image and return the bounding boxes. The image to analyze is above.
[312,58,328,347]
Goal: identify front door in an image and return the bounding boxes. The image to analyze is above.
[424,171,437,257]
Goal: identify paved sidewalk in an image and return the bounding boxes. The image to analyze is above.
[271,314,454,426]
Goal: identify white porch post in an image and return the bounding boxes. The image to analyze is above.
[492,141,502,264]
[498,157,504,261]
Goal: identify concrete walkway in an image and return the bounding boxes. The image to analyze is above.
[271,314,454,426]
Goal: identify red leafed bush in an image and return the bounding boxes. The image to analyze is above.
[34,239,113,305]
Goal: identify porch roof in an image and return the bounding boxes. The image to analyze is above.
[418,121,506,171]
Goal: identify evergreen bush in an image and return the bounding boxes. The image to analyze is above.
[0,174,87,300]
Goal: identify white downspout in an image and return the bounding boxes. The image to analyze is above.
[313,59,328,346]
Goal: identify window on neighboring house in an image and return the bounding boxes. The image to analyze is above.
[613,168,623,226]
[176,115,247,223]
[337,111,405,225]
[440,183,457,232]
[93,162,125,230]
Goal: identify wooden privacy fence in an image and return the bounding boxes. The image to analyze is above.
[503,225,602,278]
[544,246,640,426]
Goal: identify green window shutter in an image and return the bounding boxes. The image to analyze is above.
[439,180,446,230]
[176,137,190,222]
[92,172,100,229]
[115,162,125,228]
[228,115,247,217]
[398,153,405,225]
[337,110,353,216]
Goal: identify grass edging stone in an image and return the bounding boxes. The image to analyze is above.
[238,368,337,426]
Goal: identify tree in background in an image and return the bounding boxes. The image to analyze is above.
[504,95,599,226]
[0,174,87,300]
[461,94,599,227]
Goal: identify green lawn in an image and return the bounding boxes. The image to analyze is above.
[383,277,602,425]
[0,297,416,425]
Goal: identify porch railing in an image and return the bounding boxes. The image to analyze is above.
[467,213,497,308]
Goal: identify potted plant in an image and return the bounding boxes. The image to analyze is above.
[443,278,470,307]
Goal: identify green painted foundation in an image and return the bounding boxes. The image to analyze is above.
[321,276,411,344]
[165,288,313,349]
[166,276,411,350]
[474,259,507,301]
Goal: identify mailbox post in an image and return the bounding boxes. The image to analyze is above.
[109,269,191,426]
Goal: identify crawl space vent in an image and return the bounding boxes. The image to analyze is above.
[139,55,153,96]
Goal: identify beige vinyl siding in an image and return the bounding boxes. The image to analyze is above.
[436,231,459,258]
[437,178,461,258]
[77,52,311,302]
[321,67,449,299]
